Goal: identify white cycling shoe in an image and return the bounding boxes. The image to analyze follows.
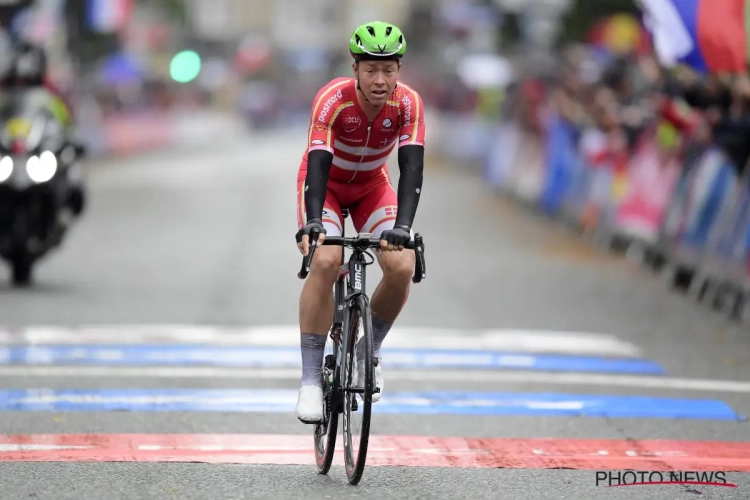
[296,385,324,423]
[355,338,383,403]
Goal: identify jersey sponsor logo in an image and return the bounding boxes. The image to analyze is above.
[313,122,327,133]
[344,115,361,133]
[318,88,344,123]
[311,139,325,145]
[382,118,392,128]
[400,134,411,141]
[401,95,413,126]
[339,136,363,144]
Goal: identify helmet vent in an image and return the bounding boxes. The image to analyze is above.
[385,26,392,36]
[366,25,375,36]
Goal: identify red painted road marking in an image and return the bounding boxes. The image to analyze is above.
[0,434,749,470]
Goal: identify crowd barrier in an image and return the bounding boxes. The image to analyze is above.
[470,113,750,323]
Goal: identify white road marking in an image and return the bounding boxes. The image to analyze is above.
[1,366,749,393]
[0,325,642,357]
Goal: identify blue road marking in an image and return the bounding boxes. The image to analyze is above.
[0,345,665,374]
[0,389,741,420]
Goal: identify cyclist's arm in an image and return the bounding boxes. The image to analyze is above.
[395,145,423,230]
[304,150,332,223]
[304,88,338,223]
[395,87,426,230]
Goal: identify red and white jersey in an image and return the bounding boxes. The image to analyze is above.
[302,77,426,183]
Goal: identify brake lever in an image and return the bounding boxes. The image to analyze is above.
[412,233,426,283]
[297,228,320,280]
[298,252,312,280]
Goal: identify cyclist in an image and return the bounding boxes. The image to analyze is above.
[294,21,426,423]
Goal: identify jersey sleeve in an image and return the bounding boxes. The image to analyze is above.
[397,85,426,148]
[307,82,345,154]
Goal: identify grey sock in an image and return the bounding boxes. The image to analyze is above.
[300,333,327,387]
[367,316,393,360]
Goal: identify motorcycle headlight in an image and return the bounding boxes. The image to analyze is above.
[26,151,57,183]
[0,156,12,182]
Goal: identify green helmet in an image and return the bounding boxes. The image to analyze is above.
[349,21,406,60]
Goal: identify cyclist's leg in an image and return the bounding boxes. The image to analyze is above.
[297,177,345,340]
[350,167,415,400]
[296,174,344,422]
[352,167,416,329]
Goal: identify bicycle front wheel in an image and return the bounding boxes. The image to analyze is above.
[342,294,374,485]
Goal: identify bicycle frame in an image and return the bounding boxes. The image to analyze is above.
[333,235,371,316]
[299,209,425,411]
[328,227,377,415]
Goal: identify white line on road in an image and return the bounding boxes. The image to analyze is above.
[0,325,643,357]
[1,366,749,394]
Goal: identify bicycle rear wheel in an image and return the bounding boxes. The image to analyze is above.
[342,294,374,485]
[314,331,340,474]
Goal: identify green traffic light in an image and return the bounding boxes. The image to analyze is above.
[170,50,201,83]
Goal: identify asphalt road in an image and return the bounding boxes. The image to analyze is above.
[0,125,748,499]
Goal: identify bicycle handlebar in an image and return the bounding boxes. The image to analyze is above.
[297,229,426,284]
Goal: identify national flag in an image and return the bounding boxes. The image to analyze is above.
[87,0,133,33]
[639,0,747,74]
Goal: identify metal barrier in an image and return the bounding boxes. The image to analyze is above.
[464,111,750,323]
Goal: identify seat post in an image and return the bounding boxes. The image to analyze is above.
[341,208,350,238]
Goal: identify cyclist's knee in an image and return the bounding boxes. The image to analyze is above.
[309,246,342,284]
[379,249,415,283]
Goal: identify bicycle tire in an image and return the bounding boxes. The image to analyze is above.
[314,334,340,474]
[342,294,374,485]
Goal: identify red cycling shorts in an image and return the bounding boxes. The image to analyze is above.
[296,163,398,238]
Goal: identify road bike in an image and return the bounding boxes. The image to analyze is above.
[297,208,426,485]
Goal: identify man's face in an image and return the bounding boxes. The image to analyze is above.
[353,60,400,106]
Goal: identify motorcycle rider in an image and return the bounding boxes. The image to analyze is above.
[0,39,86,216]
[2,40,74,119]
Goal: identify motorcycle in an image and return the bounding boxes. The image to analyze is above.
[0,92,86,286]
